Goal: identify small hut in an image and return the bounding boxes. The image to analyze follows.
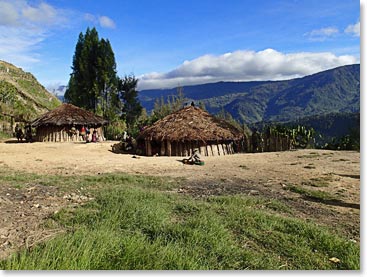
[137,106,246,156]
[31,103,108,142]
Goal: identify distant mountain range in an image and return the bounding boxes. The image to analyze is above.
[50,85,67,100]
[139,64,360,125]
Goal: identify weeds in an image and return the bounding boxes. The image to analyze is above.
[284,184,339,202]
[303,179,329,188]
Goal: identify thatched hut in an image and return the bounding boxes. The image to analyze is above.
[137,106,246,156]
[31,103,108,142]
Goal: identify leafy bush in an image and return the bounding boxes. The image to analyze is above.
[104,119,126,140]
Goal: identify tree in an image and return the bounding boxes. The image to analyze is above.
[96,38,120,118]
[64,27,119,118]
[215,108,242,130]
[119,75,142,135]
[170,86,186,112]
[150,86,187,123]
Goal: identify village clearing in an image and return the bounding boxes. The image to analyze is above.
[0,140,360,269]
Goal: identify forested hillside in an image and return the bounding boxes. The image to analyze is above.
[139,64,360,125]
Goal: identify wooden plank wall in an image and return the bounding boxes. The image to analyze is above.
[35,126,105,142]
[144,139,238,157]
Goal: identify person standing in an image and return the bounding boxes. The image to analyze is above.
[92,130,98,142]
[80,125,86,140]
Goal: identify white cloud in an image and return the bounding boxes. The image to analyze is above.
[84,13,116,29]
[84,13,96,23]
[0,1,19,26]
[345,21,360,37]
[305,27,339,41]
[99,16,116,29]
[0,0,67,28]
[0,0,69,68]
[138,49,358,90]
[22,2,57,24]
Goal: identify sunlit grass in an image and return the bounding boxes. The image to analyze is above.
[0,170,360,270]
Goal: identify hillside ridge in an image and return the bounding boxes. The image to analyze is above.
[139,64,360,124]
[0,60,61,122]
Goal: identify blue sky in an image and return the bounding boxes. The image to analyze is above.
[0,0,361,91]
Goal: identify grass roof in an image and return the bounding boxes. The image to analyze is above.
[31,103,108,127]
[139,106,244,142]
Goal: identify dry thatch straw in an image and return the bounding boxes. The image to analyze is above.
[139,106,243,142]
[31,103,108,128]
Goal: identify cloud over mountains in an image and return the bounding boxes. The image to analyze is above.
[139,49,358,90]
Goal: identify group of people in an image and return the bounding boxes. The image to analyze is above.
[14,124,32,142]
[79,125,99,143]
[80,125,98,143]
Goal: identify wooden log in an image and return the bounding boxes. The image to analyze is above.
[160,140,166,156]
[212,144,218,156]
[230,143,234,154]
[171,141,175,156]
[146,140,152,156]
[227,143,232,154]
[166,140,172,156]
[178,142,183,156]
[199,145,207,156]
[206,144,213,156]
[188,141,192,156]
[183,142,188,157]
[218,144,224,156]
[210,145,216,156]
[222,144,227,155]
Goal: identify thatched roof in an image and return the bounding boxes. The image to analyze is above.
[139,106,244,142]
[31,103,108,127]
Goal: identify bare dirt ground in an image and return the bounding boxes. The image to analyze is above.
[0,140,360,259]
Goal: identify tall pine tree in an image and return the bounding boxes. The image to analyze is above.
[97,38,119,118]
[65,27,119,118]
[119,75,142,135]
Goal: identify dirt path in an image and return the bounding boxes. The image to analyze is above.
[0,140,360,259]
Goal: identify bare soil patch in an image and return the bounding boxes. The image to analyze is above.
[0,140,360,258]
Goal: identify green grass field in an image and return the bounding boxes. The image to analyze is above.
[0,170,360,270]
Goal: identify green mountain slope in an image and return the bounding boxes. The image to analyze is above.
[139,64,360,125]
[264,64,360,122]
[0,60,61,122]
[292,112,360,140]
